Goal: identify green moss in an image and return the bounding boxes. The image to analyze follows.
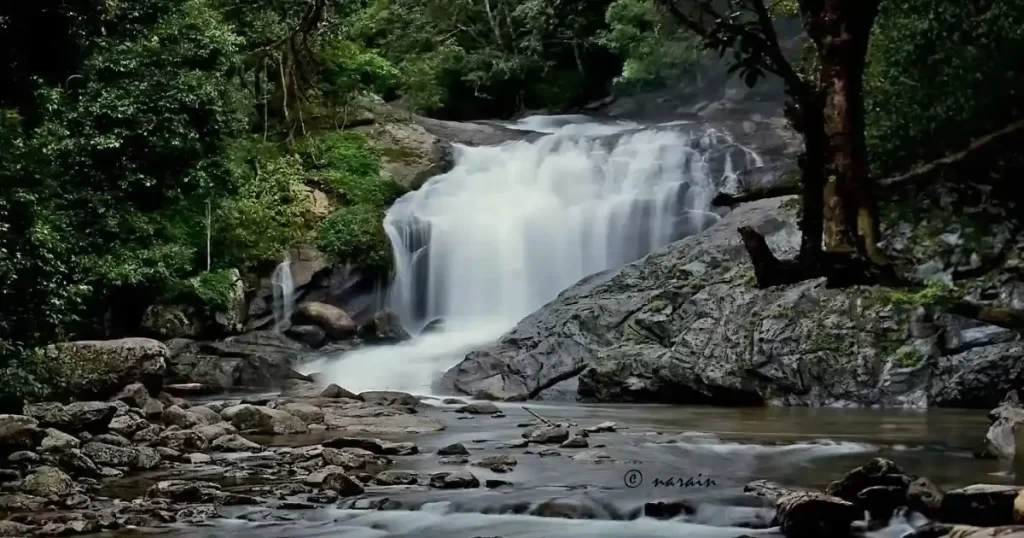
[379,145,422,164]
[893,347,924,368]
[874,281,963,311]
[164,269,240,313]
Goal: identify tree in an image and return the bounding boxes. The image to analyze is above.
[655,0,891,287]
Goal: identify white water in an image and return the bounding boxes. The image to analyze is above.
[271,259,295,331]
[320,115,758,394]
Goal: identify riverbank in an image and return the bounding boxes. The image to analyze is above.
[0,376,1020,537]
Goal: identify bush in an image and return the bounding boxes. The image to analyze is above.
[315,205,392,272]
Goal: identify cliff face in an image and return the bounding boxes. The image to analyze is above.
[441,179,1024,409]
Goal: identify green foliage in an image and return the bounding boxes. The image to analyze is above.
[301,132,408,206]
[877,281,964,312]
[598,0,704,92]
[866,0,1024,176]
[316,205,392,272]
[165,269,241,313]
[893,347,924,368]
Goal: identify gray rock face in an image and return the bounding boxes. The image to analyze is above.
[166,332,313,392]
[20,466,74,497]
[33,338,167,401]
[441,193,1024,409]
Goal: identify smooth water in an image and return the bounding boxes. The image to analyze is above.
[320,115,759,394]
[271,259,295,331]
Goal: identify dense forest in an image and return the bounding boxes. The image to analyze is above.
[1,0,1022,399]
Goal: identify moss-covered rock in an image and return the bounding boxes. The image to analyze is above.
[27,338,168,402]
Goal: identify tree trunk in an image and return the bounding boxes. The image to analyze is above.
[814,1,886,268]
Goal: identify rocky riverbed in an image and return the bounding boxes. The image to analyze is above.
[1,370,1024,537]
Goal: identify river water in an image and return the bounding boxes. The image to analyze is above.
[105,401,1002,538]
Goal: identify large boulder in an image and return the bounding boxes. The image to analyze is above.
[441,186,1024,408]
[24,402,118,434]
[231,406,307,435]
[0,415,44,454]
[292,302,357,340]
[986,393,1024,461]
[166,332,312,391]
[32,338,167,401]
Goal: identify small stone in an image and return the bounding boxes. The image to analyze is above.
[98,466,123,478]
[442,398,467,405]
[163,405,208,429]
[323,437,417,456]
[585,422,617,434]
[438,443,470,456]
[115,382,151,409]
[20,466,74,497]
[58,449,100,477]
[485,479,513,489]
[107,414,150,438]
[323,472,365,497]
[142,398,165,419]
[439,456,469,465]
[280,403,326,424]
[135,446,162,470]
[82,442,138,467]
[8,451,39,464]
[92,433,132,447]
[571,449,611,463]
[38,428,80,453]
[528,426,569,445]
[560,436,589,449]
[211,434,261,452]
[157,429,209,453]
[231,407,307,435]
[472,454,518,473]
[308,489,339,504]
[319,384,359,399]
[502,439,529,449]
[186,453,213,464]
[455,402,500,415]
[132,425,163,444]
[374,470,418,486]
[429,470,480,489]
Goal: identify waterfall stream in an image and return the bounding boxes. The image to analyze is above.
[271,258,295,331]
[318,115,762,395]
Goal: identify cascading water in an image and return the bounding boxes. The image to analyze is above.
[317,116,760,394]
[271,258,295,331]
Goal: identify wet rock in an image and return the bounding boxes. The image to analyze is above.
[98,466,123,478]
[142,398,165,419]
[909,525,1024,538]
[942,485,1022,527]
[443,398,468,405]
[322,403,444,433]
[163,405,208,429]
[189,406,222,424]
[430,470,480,489]
[529,426,569,444]
[232,406,307,435]
[20,466,74,497]
[776,491,858,538]
[502,439,529,449]
[286,325,328,348]
[292,302,357,340]
[147,480,222,503]
[531,499,602,519]
[456,402,500,415]
[38,428,79,453]
[132,425,163,444]
[472,455,518,473]
[25,401,118,433]
[439,456,469,465]
[135,446,162,470]
[194,422,237,441]
[571,449,611,463]
[308,489,340,503]
[115,382,152,409]
[92,433,132,447]
[157,429,209,453]
[644,500,697,519]
[908,477,945,518]
[359,391,420,409]
[58,449,99,477]
[280,402,325,424]
[438,443,470,456]
[322,472,365,496]
[186,452,212,464]
[82,442,138,467]
[0,493,44,511]
[986,397,1024,461]
[0,520,33,536]
[211,434,261,452]
[219,404,253,421]
[319,384,359,399]
[375,470,418,486]
[560,436,589,449]
[0,415,44,454]
[321,447,391,470]
[8,450,38,464]
[585,422,617,434]
[1016,491,1024,524]
[826,459,911,496]
[323,437,417,455]
[0,469,18,483]
[107,414,150,438]
[858,486,908,525]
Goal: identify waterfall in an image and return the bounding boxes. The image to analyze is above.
[271,258,295,331]
[316,115,759,394]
